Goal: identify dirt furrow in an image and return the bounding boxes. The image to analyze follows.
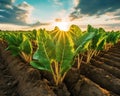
[0,40,120,96]
[108,49,120,54]
[90,59,120,78]
[0,62,19,96]
[95,56,120,69]
[80,63,120,95]
[106,52,120,58]
[103,54,120,62]
[0,42,56,96]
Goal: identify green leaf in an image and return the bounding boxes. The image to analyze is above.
[106,32,120,44]
[6,45,20,56]
[30,61,50,71]
[75,32,95,54]
[91,32,107,50]
[68,24,82,43]
[5,34,18,45]
[20,38,33,55]
[56,32,75,75]
[87,24,98,33]
[97,39,106,50]
[30,29,55,72]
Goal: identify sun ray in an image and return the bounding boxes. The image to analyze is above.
[53,21,69,31]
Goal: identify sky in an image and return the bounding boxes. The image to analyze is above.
[0,0,120,31]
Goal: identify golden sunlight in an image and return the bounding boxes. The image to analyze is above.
[53,21,69,31]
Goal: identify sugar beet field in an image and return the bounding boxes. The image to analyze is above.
[0,25,120,96]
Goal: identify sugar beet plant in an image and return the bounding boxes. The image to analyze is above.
[30,29,75,85]
[84,25,120,63]
[85,25,107,63]
[105,31,120,50]
[1,25,120,86]
[30,27,96,85]
[68,25,96,68]
[5,33,33,63]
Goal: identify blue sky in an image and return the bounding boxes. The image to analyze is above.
[0,0,120,30]
[14,0,74,22]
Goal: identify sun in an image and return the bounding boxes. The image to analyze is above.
[53,21,69,31]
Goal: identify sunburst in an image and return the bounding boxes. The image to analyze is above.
[53,21,69,31]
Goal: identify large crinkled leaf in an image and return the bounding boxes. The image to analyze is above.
[97,39,106,50]
[49,26,61,42]
[17,33,24,44]
[68,24,82,43]
[96,34,107,50]
[30,61,51,71]
[75,32,95,54]
[5,34,18,46]
[56,32,75,75]
[96,33,106,47]
[6,45,20,56]
[30,29,55,72]
[87,24,98,33]
[20,38,33,55]
[69,25,82,36]
[6,33,23,46]
[31,29,39,40]
[5,33,24,56]
[106,32,120,44]
[91,32,107,50]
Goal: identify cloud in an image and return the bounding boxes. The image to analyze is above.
[70,0,120,19]
[73,0,79,6]
[30,21,51,27]
[0,0,15,4]
[0,23,29,30]
[0,0,33,25]
[105,16,120,21]
[112,16,120,20]
[54,9,71,22]
[55,18,62,22]
[53,0,63,6]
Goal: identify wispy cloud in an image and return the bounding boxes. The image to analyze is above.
[0,0,33,25]
[73,0,79,6]
[0,23,29,30]
[70,0,120,20]
[0,0,15,4]
[52,0,63,6]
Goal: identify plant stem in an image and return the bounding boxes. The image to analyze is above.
[77,54,83,69]
[86,49,96,63]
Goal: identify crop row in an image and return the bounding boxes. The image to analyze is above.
[0,25,120,85]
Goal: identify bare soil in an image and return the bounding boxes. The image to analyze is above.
[0,62,19,96]
[0,40,120,96]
